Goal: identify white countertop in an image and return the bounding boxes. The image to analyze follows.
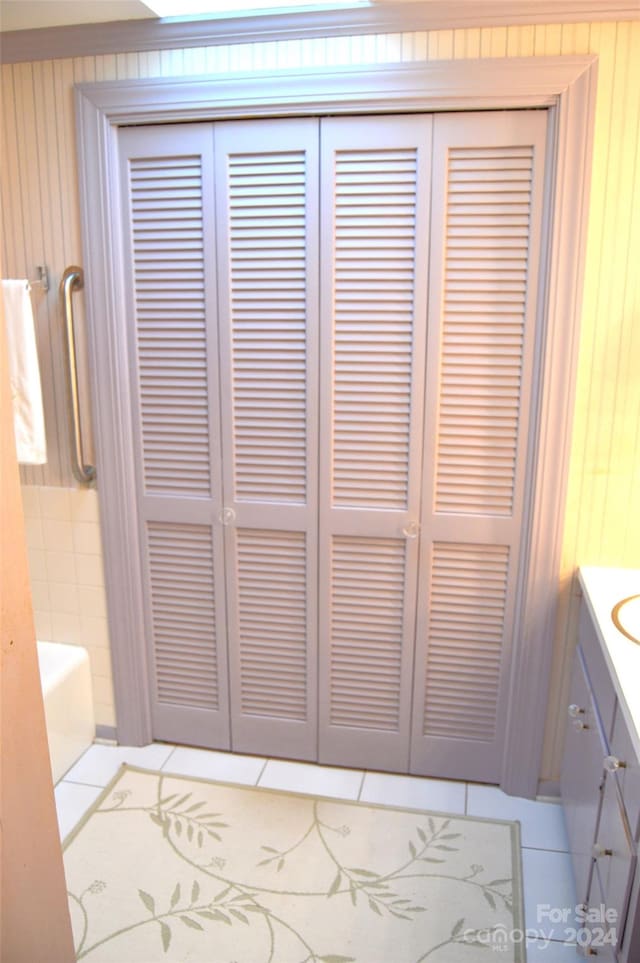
[579,566,640,758]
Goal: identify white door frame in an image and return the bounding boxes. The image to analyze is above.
[74,55,597,798]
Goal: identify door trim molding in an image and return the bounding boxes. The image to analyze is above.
[75,55,597,796]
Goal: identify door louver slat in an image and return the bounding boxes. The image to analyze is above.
[331,148,419,511]
[228,151,308,504]
[129,154,212,497]
[147,522,219,710]
[329,536,406,732]
[436,145,535,517]
[423,542,510,742]
[236,529,307,721]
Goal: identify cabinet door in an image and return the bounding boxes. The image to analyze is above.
[214,118,320,759]
[580,602,616,743]
[561,648,606,905]
[610,702,640,841]
[118,124,231,749]
[583,866,616,961]
[592,773,636,957]
[317,115,432,770]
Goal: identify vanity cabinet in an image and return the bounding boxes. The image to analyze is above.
[561,646,610,909]
[595,768,636,955]
[561,583,640,960]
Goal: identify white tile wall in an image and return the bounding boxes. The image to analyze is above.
[22,484,116,729]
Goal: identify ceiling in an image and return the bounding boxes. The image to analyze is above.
[0,0,379,33]
[0,1,157,31]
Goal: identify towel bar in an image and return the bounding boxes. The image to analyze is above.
[27,264,49,294]
[60,266,96,485]
[29,265,49,292]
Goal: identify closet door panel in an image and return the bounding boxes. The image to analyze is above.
[118,124,230,749]
[411,110,548,781]
[214,118,319,759]
[318,115,433,771]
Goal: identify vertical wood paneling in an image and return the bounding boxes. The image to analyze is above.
[32,58,69,488]
[10,62,62,486]
[541,20,640,782]
[95,54,118,81]
[2,19,639,781]
[0,66,20,272]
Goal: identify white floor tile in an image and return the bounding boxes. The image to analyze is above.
[467,784,570,851]
[259,759,362,799]
[161,746,266,785]
[526,938,580,960]
[63,742,175,787]
[55,781,103,841]
[360,771,466,814]
[522,848,579,937]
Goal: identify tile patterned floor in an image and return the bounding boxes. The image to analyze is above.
[57,742,581,959]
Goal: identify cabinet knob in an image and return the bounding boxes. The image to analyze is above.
[604,754,626,773]
[568,704,585,718]
[591,843,613,858]
[218,507,236,526]
[572,719,589,731]
[402,521,420,539]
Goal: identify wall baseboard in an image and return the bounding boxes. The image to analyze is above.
[94,724,118,743]
[537,779,561,799]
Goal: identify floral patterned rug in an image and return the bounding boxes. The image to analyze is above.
[63,765,524,962]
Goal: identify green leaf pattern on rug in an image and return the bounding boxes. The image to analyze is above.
[148,790,228,846]
[65,768,521,962]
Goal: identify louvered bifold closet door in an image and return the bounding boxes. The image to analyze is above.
[118,125,230,749]
[410,111,548,782]
[214,119,319,759]
[318,116,432,771]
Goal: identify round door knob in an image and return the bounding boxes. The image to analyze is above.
[402,521,420,539]
[604,755,626,773]
[592,843,612,858]
[568,704,585,718]
[218,507,236,526]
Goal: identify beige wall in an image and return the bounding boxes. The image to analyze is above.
[2,18,639,782]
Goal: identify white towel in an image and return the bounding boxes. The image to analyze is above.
[1,279,47,465]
